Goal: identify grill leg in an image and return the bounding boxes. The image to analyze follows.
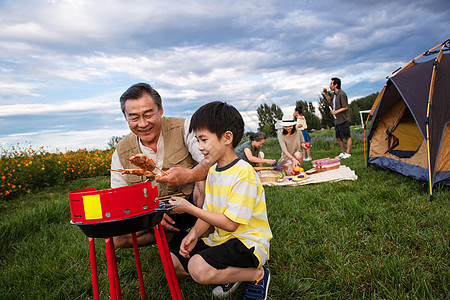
[154,223,183,300]
[131,233,146,300]
[105,237,120,300]
[110,238,122,300]
[88,238,100,300]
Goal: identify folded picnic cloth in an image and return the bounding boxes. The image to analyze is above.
[261,165,357,186]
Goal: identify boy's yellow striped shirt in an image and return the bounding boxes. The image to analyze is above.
[202,159,272,267]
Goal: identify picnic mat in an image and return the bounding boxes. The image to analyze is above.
[261,165,358,186]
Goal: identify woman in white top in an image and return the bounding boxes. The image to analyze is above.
[277,119,304,174]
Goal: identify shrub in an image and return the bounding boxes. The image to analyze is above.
[0,144,114,200]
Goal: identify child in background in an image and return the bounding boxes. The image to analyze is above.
[169,101,272,300]
[294,106,312,161]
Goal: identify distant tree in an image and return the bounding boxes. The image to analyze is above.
[257,103,283,137]
[318,91,334,128]
[107,135,125,149]
[349,92,378,126]
[295,100,321,130]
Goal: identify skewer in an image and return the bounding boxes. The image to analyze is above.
[155,192,186,201]
[109,169,161,178]
[154,165,169,176]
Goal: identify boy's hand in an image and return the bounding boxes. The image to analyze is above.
[169,196,194,213]
[179,232,198,258]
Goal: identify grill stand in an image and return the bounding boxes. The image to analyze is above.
[87,226,183,300]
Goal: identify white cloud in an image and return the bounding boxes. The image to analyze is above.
[0,100,117,117]
[0,0,448,150]
[0,81,42,98]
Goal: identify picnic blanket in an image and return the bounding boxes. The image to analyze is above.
[261,165,358,186]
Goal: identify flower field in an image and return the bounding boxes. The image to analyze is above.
[0,144,114,200]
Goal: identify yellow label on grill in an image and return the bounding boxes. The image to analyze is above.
[82,194,103,220]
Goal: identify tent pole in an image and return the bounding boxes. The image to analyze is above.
[364,128,367,168]
[387,40,448,78]
[425,42,447,201]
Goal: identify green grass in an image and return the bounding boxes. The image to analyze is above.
[0,135,448,299]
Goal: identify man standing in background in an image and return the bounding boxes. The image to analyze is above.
[323,77,352,158]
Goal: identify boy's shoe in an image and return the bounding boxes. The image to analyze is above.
[342,153,351,159]
[243,267,270,300]
[212,282,242,298]
[336,152,345,158]
[304,157,312,161]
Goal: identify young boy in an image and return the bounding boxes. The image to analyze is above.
[169,101,272,299]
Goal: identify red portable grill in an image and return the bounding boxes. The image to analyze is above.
[68,181,183,300]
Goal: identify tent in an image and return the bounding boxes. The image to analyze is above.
[365,39,450,200]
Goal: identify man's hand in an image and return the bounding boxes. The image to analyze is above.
[160,213,179,232]
[156,161,210,187]
[330,110,337,115]
[156,167,190,187]
[323,89,331,102]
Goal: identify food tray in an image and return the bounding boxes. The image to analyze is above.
[312,158,340,173]
[257,170,280,182]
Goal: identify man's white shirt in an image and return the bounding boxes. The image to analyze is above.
[111,118,203,188]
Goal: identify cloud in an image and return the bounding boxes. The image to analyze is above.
[0,98,118,117]
[0,0,449,150]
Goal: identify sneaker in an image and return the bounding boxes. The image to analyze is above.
[243,267,270,300]
[342,153,351,159]
[336,153,345,158]
[304,157,312,161]
[212,282,242,298]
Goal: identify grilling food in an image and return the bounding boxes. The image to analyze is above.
[128,154,168,175]
[110,154,169,178]
[129,154,156,172]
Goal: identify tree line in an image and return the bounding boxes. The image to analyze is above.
[256,92,378,137]
[108,92,378,147]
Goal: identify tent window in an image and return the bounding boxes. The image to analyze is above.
[390,109,423,158]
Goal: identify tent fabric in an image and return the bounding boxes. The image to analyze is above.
[436,123,450,172]
[366,43,450,196]
[393,114,423,152]
[368,157,428,182]
[390,58,434,137]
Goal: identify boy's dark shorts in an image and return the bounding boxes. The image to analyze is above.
[172,238,259,273]
[166,193,197,252]
[335,122,351,139]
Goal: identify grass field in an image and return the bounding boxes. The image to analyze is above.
[0,132,448,299]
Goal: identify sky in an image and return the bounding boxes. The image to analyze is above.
[1,0,449,151]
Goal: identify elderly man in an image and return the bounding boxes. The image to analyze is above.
[111,83,209,248]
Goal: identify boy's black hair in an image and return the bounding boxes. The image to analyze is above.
[189,101,244,148]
